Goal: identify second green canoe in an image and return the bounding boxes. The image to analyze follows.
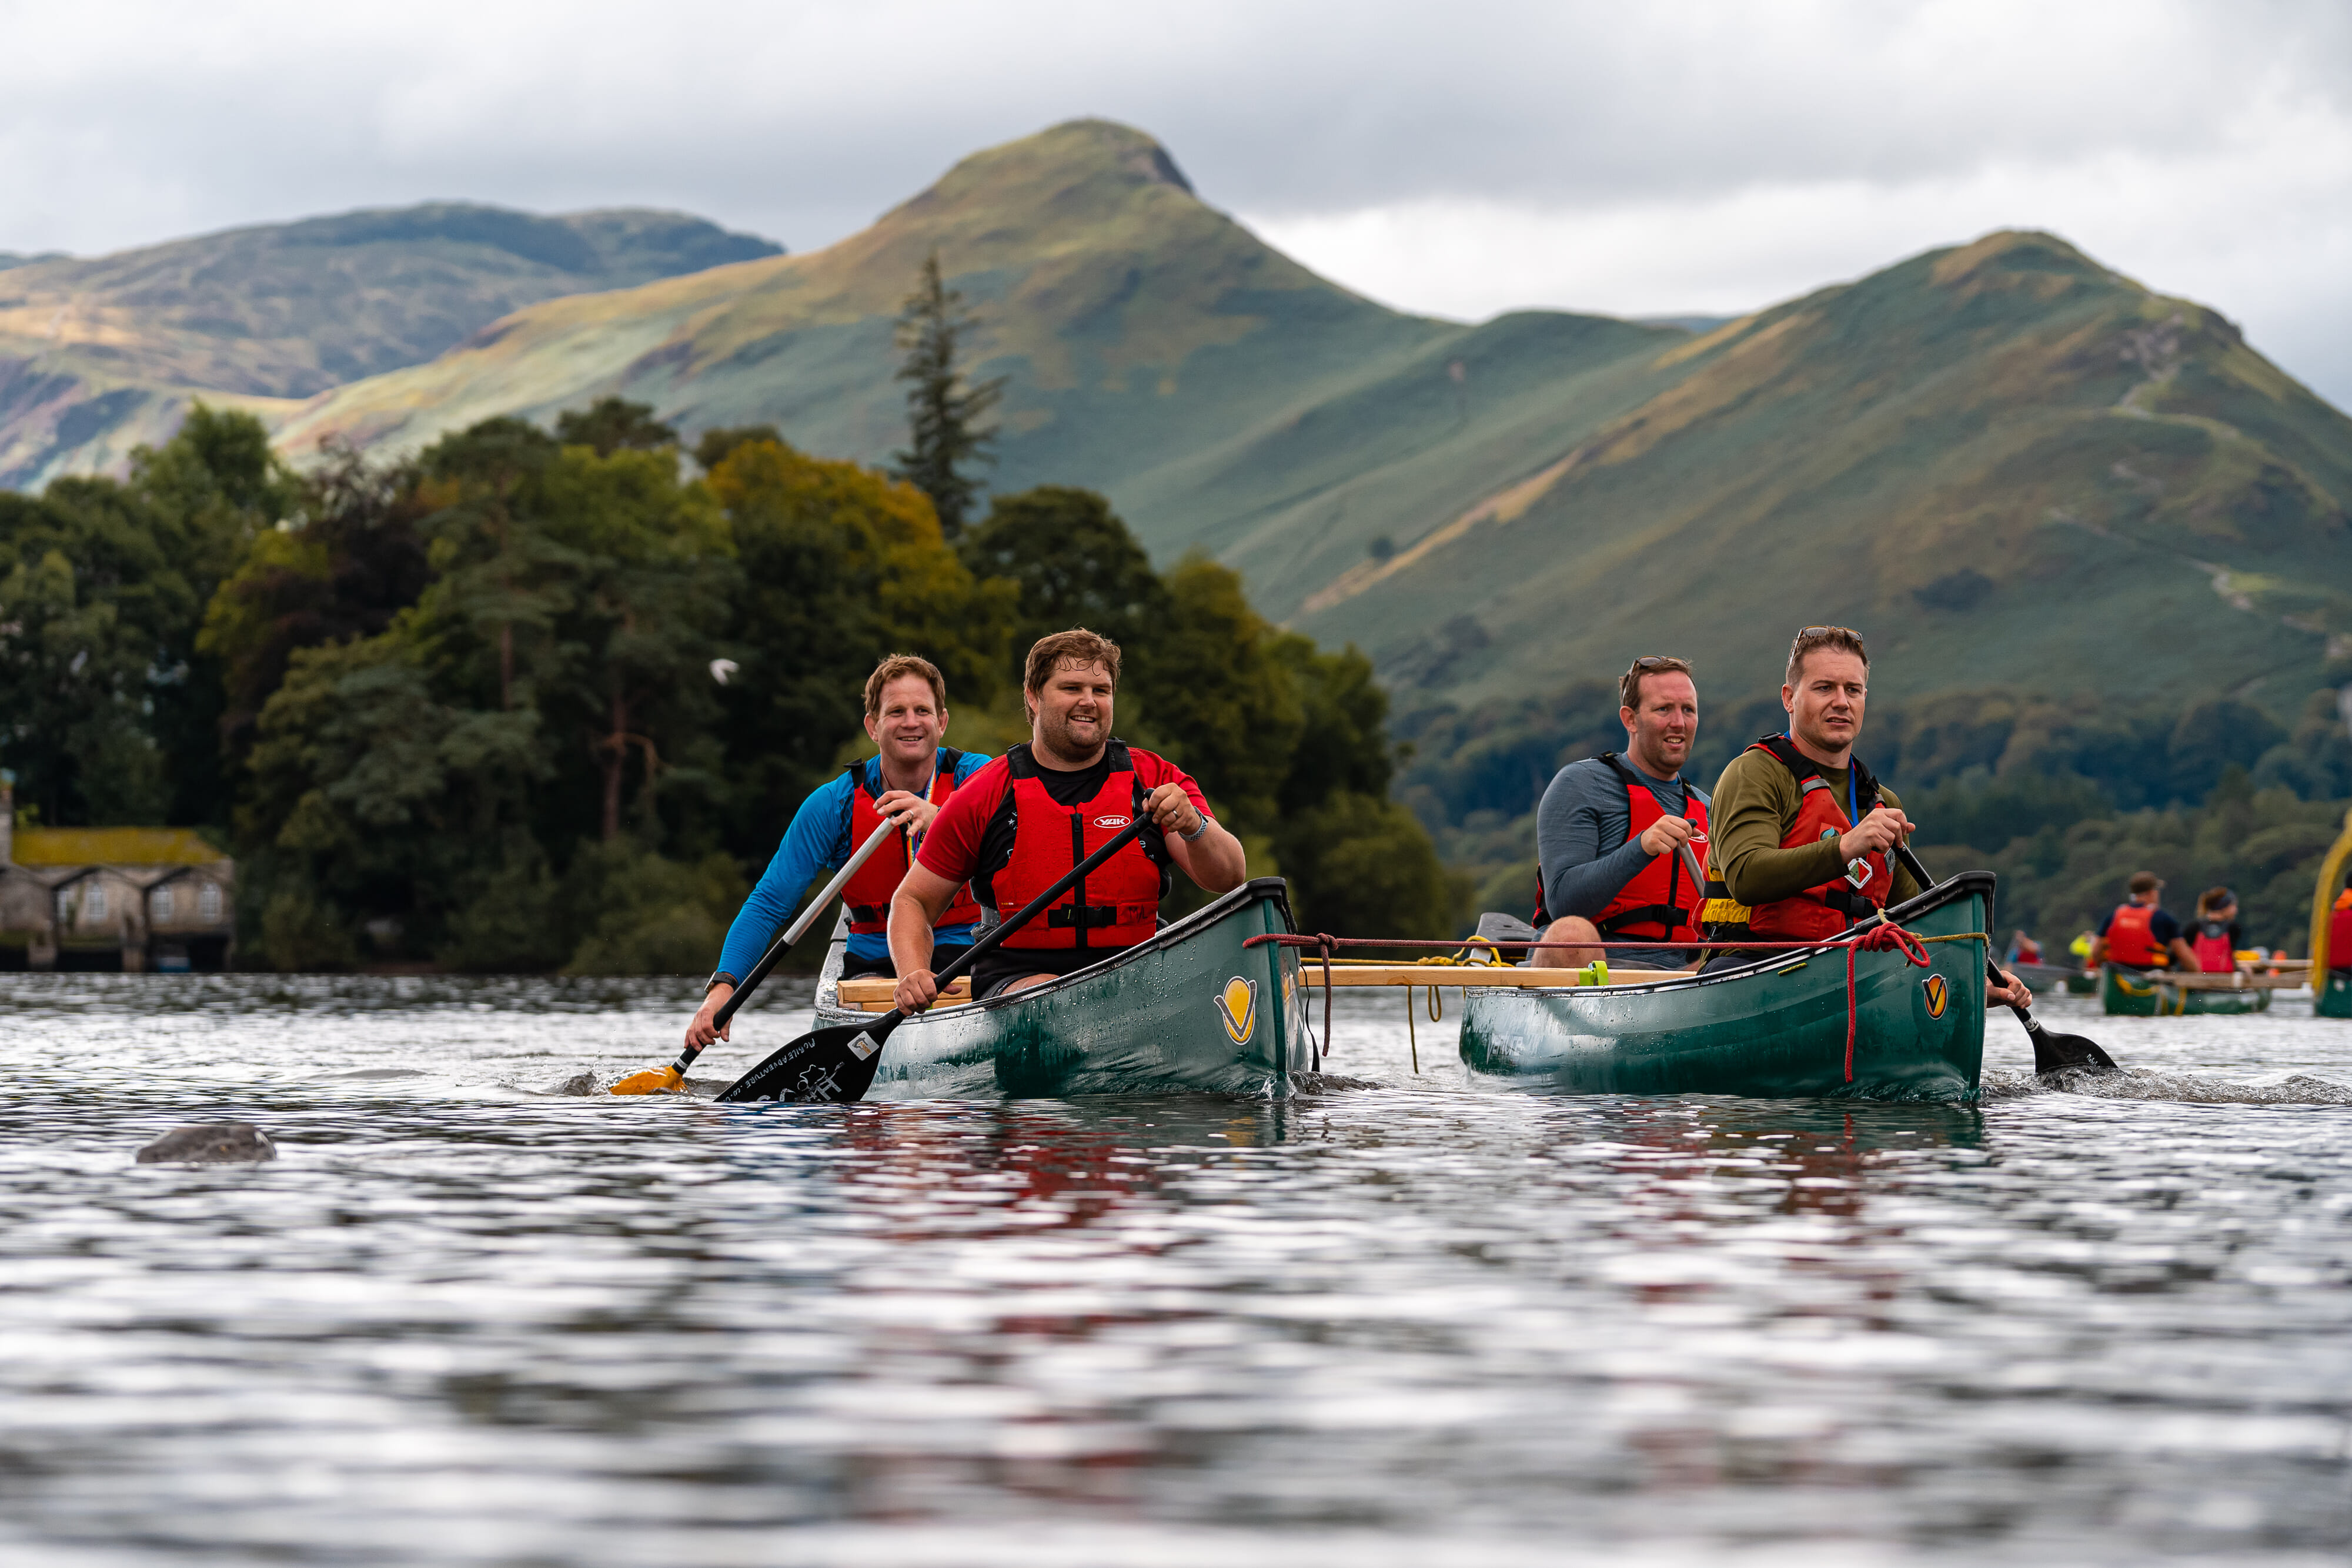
[1459,871,1993,1101]
[2100,967,2273,1017]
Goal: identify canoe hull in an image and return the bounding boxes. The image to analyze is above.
[1459,874,1991,1101]
[2321,969,2352,1019]
[2101,967,2274,1017]
[808,877,1309,1100]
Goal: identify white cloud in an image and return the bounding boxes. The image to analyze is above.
[0,0,2346,402]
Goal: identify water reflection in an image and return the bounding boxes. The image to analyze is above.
[0,976,2344,1564]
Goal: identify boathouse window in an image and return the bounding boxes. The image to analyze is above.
[88,884,108,920]
[199,883,221,922]
[154,884,176,921]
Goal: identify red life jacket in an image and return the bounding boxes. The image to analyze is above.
[840,751,983,935]
[2103,903,2165,968]
[1700,735,1894,945]
[970,741,1172,951]
[2192,918,2236,974]
[1530,753,1709,942]
[2331,905,2352,971]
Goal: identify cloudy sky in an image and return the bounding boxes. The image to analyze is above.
[5,0,2348,404]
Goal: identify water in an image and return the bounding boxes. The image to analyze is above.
[2,974,2347,1566]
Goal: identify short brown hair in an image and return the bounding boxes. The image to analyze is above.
[864,654,947,716]
[1785,625,1869,687]
[1619,655,1694,712]
[2129,870,2161,896]
[2198,885,2235,917]
[1023,628,1121,694]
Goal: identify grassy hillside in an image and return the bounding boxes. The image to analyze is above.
[268,125,2351,730]
[0,203,779,487]
[1280,232,2352,720]
[274,121,1464,493]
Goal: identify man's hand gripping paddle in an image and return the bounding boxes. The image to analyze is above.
[717,816,1154,1104]
[1892,841,2116,1075]
[609,818,904,1095]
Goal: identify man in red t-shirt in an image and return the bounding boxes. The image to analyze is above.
[888,628,1249,1010]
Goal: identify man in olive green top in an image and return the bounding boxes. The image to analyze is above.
[1702,625,2030,1007]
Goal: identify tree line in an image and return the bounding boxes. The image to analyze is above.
[0,403,1459,972]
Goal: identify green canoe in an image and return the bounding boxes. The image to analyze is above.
[2320,969,2352,1019]
[806,877,1311,1099]
[2100,966,2273,1017]
[1458,871,1993,1101]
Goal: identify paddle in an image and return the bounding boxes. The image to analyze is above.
[610,817,904,1095]
[716,815,1155,1104]
[1892,840,2117,1075]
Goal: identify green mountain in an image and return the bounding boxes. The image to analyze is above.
[270,121,2352,728]
[273,121,1454,490]
[1263,231,2352,717]
[0,203,780,487]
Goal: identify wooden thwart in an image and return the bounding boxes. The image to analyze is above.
[836,975,971,1014]
[1293,964,1693,988]
[2150,969,2306,992]
[831,964,1695,1011]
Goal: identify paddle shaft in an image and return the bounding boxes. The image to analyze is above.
[667,817,904,1078]
[846,815,1157,1050]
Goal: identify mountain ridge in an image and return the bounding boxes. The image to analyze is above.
[11,118,2349,727]
[0,201,780,487]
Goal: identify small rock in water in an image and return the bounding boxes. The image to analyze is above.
[136,1122,277,1165]
[1289,1071,1387,1094]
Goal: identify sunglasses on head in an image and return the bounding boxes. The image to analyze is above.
[1795,625,1864,643]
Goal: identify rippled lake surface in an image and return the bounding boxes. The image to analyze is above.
[3,974,2348,1566]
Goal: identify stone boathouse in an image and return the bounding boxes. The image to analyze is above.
[0,781,238,971]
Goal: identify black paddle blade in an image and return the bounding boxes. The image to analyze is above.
[716,1018,893,1104]
[2025,1017,2118,1076]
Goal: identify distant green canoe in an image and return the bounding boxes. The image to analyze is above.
[2315,969,2352,1018]
[1458,871,1993,1101]
[2100,966,2273,1017]
[808,877,1311,1099]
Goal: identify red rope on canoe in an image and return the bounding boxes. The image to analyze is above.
[1843,922,1930,1082]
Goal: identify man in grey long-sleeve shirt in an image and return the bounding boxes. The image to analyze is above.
[1535,657,1708,968]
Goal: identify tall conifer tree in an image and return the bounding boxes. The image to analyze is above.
[890,252,1003,538]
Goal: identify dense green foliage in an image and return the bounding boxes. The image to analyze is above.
[0,404,296,828]
[1401,677,2352,951]
[2,406,1455,969]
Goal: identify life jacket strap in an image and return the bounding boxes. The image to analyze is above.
[1596,904,1693,937]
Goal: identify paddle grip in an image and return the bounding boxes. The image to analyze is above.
[666,817,907,1076]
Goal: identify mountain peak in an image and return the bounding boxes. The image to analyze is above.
[876,119,1203,242]
[1927,228,2124,292]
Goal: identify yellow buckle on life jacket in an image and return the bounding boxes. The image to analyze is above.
[1700,898,1750,923]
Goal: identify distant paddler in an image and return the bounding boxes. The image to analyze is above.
[1530,654,1710,970]
[683,654,990,1052]
[2087,871,2197,976]
[1699,624,2032,1007]
[887,628,1248,1011]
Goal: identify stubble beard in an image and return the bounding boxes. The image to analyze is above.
[1038,706,1107,765]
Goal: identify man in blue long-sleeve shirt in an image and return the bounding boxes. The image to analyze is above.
[683,655,990,1050]
[1533,657,1709,969]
